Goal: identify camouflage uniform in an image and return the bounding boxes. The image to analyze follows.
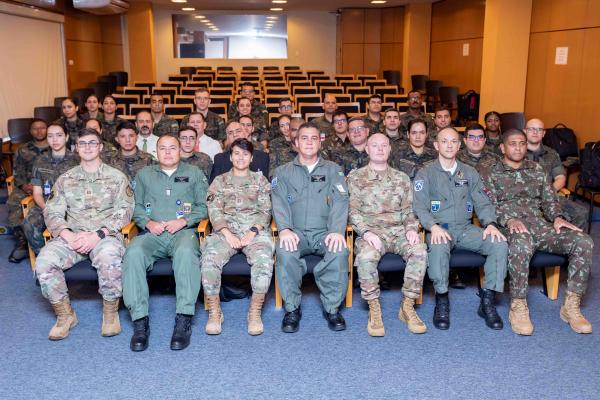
[6,142,48,228]
[457,148,500,174]
[54,117,85,147]
[320,134,350,161]
[23,151,79,253]
[390,145,437,181]
[362,114,384,134]
[348,166,427,300]
[399,111,436,140]
[330,143,369,176]
[100,116,125,147]
[152,114,180,137]
[268,138,297,178]
[81,111,104,120]
[268,120,282,141]
[35,164,134,303]
[485,134,502,155]
[201,171,274,295]
[312,115,334,139]
[480,159,593,298]
[181,151,213,180]
[228,99,268,133]
[527,145,588,230]
[102,148,155,182]
[181,110,226,142]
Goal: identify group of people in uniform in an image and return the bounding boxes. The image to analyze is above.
[4,83,594,353]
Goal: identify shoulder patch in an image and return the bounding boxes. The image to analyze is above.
[271,177,278,189]
[414,179,424,192]
[207,194,215,202]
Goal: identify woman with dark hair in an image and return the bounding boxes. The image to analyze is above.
[201,138,274,337]
[56,97,84,147]
[100,95,124,146]
[81,94,103,120]
[484,111,502,153]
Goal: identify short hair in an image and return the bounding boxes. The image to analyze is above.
[368,94,382,102]
[323,92,336,101]
[46,123,65,133]
[136,110,151,120]
[238,115,253,124]
[77,127,102,142]
[85,94,99,103]
[240,82,255,89]
[30,118,47,128]
[333,110,348,120]
[157,134,180,147]
[408,89,421,97]
[238,97,252,106]
[117,121,137,133]
[434,106,450,115]
[278,114,291,124]
[187,111,205,122]
[384,108,400,117]
[290,117,306,126]
[279,97,292,105]
[348,117,366,125]
[61,97,77,108]
[231,138,254,155]
[225,119,240,131]
[103,94,116,104]
[484,111,501,121]
[150,93,164,100]
[194,87,210,96]
[502,128,526,144]
[408,118,427,132]
[84,117,102,128]
[297,121,320,135]
[178,124,198,136]
[464,123,485,135]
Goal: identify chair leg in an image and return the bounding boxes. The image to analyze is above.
[28,246,36,272]
[345,261,353,309]
[479,267,484,289]
[544,266,560,300]
[274,257,282,309]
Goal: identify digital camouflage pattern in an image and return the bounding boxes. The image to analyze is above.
[228,99,268,133]
[180,151,213,180]
[320,134,350,161]
[362,114,384,134]
[399,111,436,141]
[54,117,85,147]
[181,110,226,141]
[312,115,334,139]
[100,116,125,146]
[457,148,500,174]
[329,143,370,176]
[390,145,437,180]
[152,114,180,137]
[102,148,155,182]
[268,138,297,178]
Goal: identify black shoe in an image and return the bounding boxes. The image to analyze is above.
[220,283,249,302]
[8,227,28,263]
[449,271,465,289]
[478,289,503,330]
[281,308,302,333]
[130,316,150,352]
[433,292,450,330]
[323,309,346,331]
[170,314,192,351]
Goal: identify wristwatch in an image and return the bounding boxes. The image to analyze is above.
[250,226,259,235]
[96,229,106,240]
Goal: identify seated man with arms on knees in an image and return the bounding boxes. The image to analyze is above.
[35,128,133,340]
[348,133,428,336]
[7,118,49,263]
[201,138,274,336]
[23,124,78,255]
[122,135,208,352]
[413,127,508,331]
[457,123,501,174]
[480,129,593,335]
[178,124,213,179]
[272,122,350,333]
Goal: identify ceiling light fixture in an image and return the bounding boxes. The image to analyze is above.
[267,16,278,19]
[181,7,195,11]
[194,15,205,18]
[370,0,387,3]
[270,7,283,11]
[272,0,287,3]
[171,0,187,3]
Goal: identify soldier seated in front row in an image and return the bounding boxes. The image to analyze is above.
[481,129,593,336]
[413,127,508,331]
[35,128,133,341]
[348,133,428,336]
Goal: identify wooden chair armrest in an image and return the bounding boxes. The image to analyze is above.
[558,188,570,197]
[197,219,210,238]
[271,220,278,237]
[6,175,15,195]
[20,196,34,217]
[121,222,138,247]
[43,229,51,244]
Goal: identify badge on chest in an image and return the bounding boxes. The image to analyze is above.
[454,179,469,187]
[311,175,326,182]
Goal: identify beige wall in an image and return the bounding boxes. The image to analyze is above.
[153,7,337,82]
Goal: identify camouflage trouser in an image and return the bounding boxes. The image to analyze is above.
[504,219,593,299]
[354,231,427,300]
[6,186,27,228]
[22,205,45,254]
[201,231,274,296]
[560,196,589,231]
[35,236,125,303]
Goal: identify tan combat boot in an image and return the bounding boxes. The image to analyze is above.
[247,293,266,336]
[398,297,427,334]
[508,298,533,336]
[560,291,592,334]
[48,298,78,341]
[367,298,385,337]
[101,298,121,337]
[205,295,224,335]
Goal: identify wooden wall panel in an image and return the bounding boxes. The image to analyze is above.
[364,9,381,43]
[341,9,364,43]
[531,0,600,33]
[431,0,485,42]
[364,43,381,75]
[430,38,482,92]
[393,7,404,43]
[381,11,394,42]
[342,43,364,74]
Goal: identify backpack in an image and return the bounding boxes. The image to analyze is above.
[457,90,480,124]
[579,141,600,188]
[542,123,579,161]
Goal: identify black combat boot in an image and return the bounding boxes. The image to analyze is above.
[170,314,192,350]
[433,292,450,330]
[8,226,29,263]
[281,307,302,333]
[478,289,503,330]
[323,309,346,331]
[130,316,150,352]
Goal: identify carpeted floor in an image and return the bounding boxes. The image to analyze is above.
[1,190,599,400]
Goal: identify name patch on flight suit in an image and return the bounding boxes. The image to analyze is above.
[311,175,326,182]
[174,176,189,182]
[454,179,469,187]
[431,200,441,213]
[466,201,473,213]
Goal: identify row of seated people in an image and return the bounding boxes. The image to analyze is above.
[5,118,593,352]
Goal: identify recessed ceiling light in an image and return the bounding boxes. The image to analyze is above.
[370,0,387,3]
[270,7,283,11]
[194,15,205,18]
[171,0,187,3]
[272,0,287,3]
[267,16,278,19]
[182,7,195,11]
[201,19,209,22]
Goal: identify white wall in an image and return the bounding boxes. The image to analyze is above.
[153,7,337,81]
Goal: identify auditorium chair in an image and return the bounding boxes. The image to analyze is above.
[88,81,111,102]
[263,66,279,71]
[109,71,128,87]
[71,88,94,109]
[174,95,195,105]
[152,87,177,103]
[134,81,156,92]
[425,80,443,109]
[53,97,68,108]
[411,75,428,92]
[8,118,33,145]
[112,94,139,115]
[292,85,316,96]
[164,104,193,116]
[217,66,234,71]
[366,79,387,92]
[283,66,301,71]
[306,70,325,79]
[347,87,371,101]
[357,74,378,84]
[168,74,189,85]
[207,104,227,116]
[319,87,344,98]
[195,66,213,71]
[340,81,364,92]
[160,82,183,95]
[180,66,197,76]
[33,107,61,124]
[242,66,259,71]
[500,112,526,132]
[374,85,399,97]
[97,75,118,94]
[316,80,337,92]
[310,75,330,85]
[337,102,360,114]
[124,87,149,103]
[286,74,307,83]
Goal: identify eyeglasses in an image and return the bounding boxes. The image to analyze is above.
[526,127,544,133]
[77,141,100,148]
[467,134,485,141]
[348,126,366,133]
[333,119,347,125]
[280,105,292,110]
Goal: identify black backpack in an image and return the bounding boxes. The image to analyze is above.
[579,141,600,189]
[458,90,480,124]
[542,123,579,161]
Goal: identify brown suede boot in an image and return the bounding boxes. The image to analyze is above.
[247,293,266,336]
[48,298,78,341]
[399,297,427,334]
[101,298,121,337]
[367,298,385,337]
[560,291,592,334]
[205,295,224,335]
[509,298,533,336]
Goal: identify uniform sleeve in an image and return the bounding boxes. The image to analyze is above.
[327,165,349,235]
[549,151,566,180]
[13,148,29,186]
[399,174,419,232]
[186,169,208,227]
[470,170,498,227]
[413,168,436,231]
[479,167,512,226]
[43,175,69,237]
[216,117,226,142]
[540,169,562,221]
[30,159,42,187]
[103,173,135,235]
[347,172,368,236]
[169,119,180,136]
[271,167,293,232]
[132,171,150,230]
[255,176,272,230]
[206,177,227,232]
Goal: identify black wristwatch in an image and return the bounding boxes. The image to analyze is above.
[96,229,106,240]
[250,226,259,235]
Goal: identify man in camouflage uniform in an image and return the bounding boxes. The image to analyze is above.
[312,93,337,139]
[101,121,154,181]
[7,119,49,262]
[382,108,407,153]
[35,128,133,341]
[269,116,300,178]
[362,94,384,134]
[180,88,226,142]
[267,97,294,141]
[399,90,435,139]
[414,127,508,331]
[525,118,588,230]
[202,138,274,336]
[178,124,213,179]
[150,94,179,137]
[457,123,500,173]
[331,117,370,176]
[23,124,79,254]
[321,110,350,160]
[480,129,593,335]
[430,107,453,147]
[390,118,437,180]
[348,133,428,336]
[228,82,268,130]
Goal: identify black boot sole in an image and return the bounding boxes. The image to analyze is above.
[170,337,191,351]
